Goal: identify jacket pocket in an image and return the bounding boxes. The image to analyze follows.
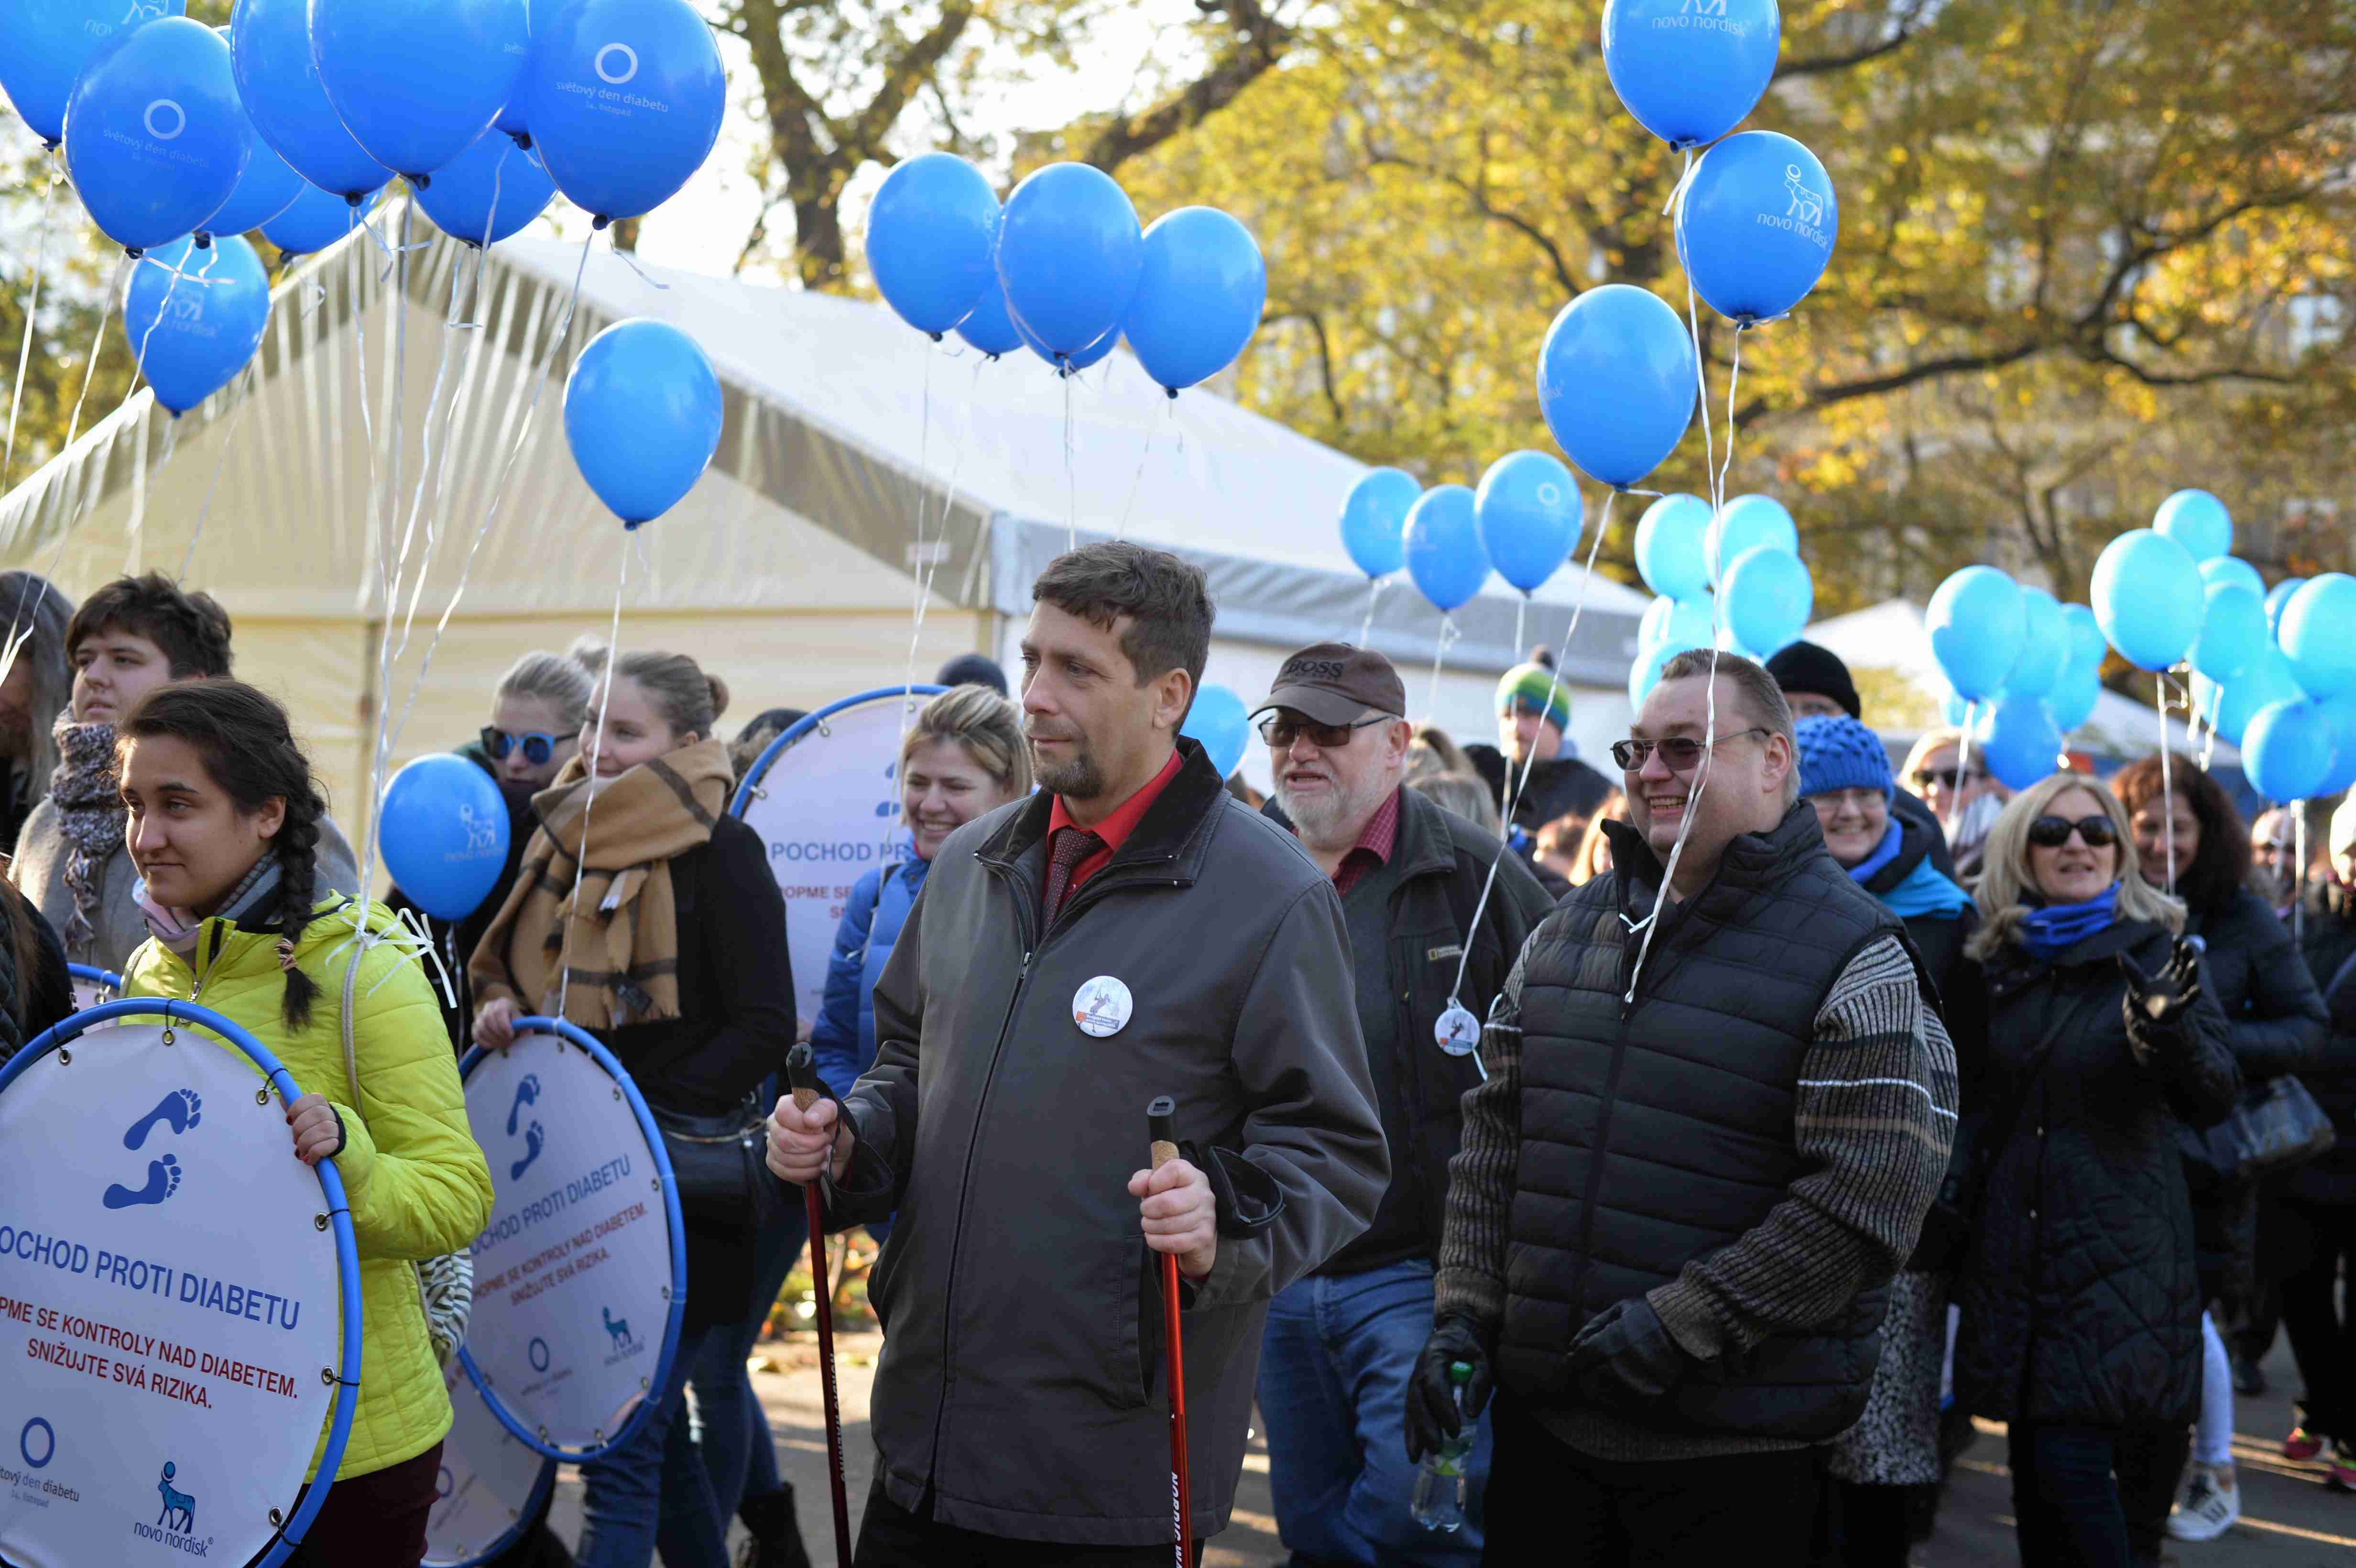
[867,1230,903,1335]
[1077,1235,1151,1413]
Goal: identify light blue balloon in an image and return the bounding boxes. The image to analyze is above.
[953,274,1025,359]
[1475,451,1581,594]
[198,29,302,239]
[997,162,1143,360]
[311,0,528,179]
[2199,555,2266,600]
[2060,602,2106,678]
[1125,207,1266,395]
[867,152,999,338]
[2090,528,2203,673]
[1641,594,1715,656]
[2244,699,2338,804]
[2267,576,2307,636]
[562,318,722,528]
[1926,566,2025,701]
[1941,686,1972,727]
[2049,664,2101,733]
[260,178,384,256]
[1403,485,1489,614]
[414,128,556,246]
[1341,469,1418,580]
[381,753,512,920]
[1534,284,1696,490]
[64,17,249,253]
[2205,647,2306,749]
[521,0,724,223]
[1704,493,1798,588]
[1180,684,1251,781]
[2279,574,2356,700]
[1629,640,1680,710]
[2319,690,2356,798]
[2153,488,2231,563]
[230,0,391,198]
[1972,693,2064,792]
[1012,312,1115,375]
[1634,493,1710,601]
[2004,587,2066,699]
[2189,582,2267,685]
[0,0,187,147]
[1600,0,1780,152]
[1675,130,1837,326]
[1723,545,1811,656]
[123,235,269,415]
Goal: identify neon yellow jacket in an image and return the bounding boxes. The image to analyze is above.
[125,896,495,1480]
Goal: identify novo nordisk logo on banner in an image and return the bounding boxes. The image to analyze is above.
[131,1459,213,1556]
[600,1303,643,1365]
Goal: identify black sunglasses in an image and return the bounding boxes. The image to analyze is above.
[2028,813,2118,850]
[1910,765,1987,792]
[481,726,580,766]
[1258,714,1391,749]
[1611,727,1771,776]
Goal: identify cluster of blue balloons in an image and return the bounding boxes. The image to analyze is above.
[563,318,722,529]
[1625,492,1812,706]
[866,152,1267,397]
[1337,451,1587,616]
[1925,566,2102,790]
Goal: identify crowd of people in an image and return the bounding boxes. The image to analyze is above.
[4,544,2354,1568]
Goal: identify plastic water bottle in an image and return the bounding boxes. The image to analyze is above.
[1411,1361,1473,1533]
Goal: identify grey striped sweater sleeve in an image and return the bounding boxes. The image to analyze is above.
[1649,933,1958,1360]
[1433,944,1527,1333]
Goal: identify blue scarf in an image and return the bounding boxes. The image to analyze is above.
[1845,820,1905,887]
[1879,855,1975,922]
[2018,882,2121,961]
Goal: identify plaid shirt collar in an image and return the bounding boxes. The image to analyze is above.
[1329,788,1401,897]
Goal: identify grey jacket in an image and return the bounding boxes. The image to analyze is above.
[828,739,1388,1546]
[12,795,363,974]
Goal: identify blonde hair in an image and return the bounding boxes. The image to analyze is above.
[1968,771,2184,960]
[1902,727,1968,785]
[1407,770,1500,835]
[903,684,1032,796]
[1405,725,1472,783]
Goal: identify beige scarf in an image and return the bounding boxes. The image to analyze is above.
[469,738,734,1031]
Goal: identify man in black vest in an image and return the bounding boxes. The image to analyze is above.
[1407,649,1956,1563]
[1250,643,1553,1566]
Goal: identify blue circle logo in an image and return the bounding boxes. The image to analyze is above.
[528,1337,551,1373]
[21,1416,55,1469]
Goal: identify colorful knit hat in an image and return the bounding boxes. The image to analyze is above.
[1794,714,1894,801]
[1497,661,1574,725]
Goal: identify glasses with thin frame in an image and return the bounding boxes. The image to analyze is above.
[1611,727,1771,776]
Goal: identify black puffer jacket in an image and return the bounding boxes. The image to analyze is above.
[2292,883,2356,1205]
[1954,918,2238,1427]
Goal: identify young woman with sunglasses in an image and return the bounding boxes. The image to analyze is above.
[1952,773,2237,1568]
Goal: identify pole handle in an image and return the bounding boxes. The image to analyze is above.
[787,1040,821,1112]
[1147,1094,1177,1169]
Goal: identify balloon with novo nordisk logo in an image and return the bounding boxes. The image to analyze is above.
[0,1001,359,1568]
[1674,129,1838,327]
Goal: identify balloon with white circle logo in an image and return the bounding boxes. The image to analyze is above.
[518,0,725,226]
[63,17,250,253]
[1475,450,1582,594]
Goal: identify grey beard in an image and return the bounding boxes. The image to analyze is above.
[1276,775,1380,851]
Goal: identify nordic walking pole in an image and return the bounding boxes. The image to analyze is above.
[787,1043,854,1568]
[1148,1095,1193,1567]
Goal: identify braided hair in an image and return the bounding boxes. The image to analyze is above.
[117,680,328,1029]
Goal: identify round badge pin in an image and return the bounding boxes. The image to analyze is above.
[1073,976,1134,1038]
[1434,1004,1482,1056]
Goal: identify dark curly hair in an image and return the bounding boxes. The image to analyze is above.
[118,680,327,1028]
[2112,751,2252,918]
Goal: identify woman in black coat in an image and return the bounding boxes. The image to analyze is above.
[1954,773,2238,1568]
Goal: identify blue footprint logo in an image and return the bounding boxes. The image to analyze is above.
[104,1153,181,1210]
[510,1121,545,1182]
[506,1074,542,1137]
[125,1089,201,1151]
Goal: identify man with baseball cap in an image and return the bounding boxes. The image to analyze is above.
[1253,642,1554,1566]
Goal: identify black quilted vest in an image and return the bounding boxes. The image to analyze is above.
[1499,803,1903,1438]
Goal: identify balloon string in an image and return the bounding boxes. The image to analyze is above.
[556,543,632,1026]
[2158,673,2177,891]
[180,360,261,579]
[1671,150,1719,515]
[1115,410,1161,540]
[358,202,418,902]
[1063,372,1078,553]
[1423,614,1461,727]
[1713,325,1746,512]
[4,257,127,665]
[1947,702,1975,834]
[610,246,671,292]
[1,149,61,494]
[1358,577,1387,646]
[898,344,941,759]
[1624,490,1720,1002]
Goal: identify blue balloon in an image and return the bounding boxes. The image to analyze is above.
[1340,468,1419,579]
[230,0,391,198]
[2090,528,2203,672]
[2319,690,2356,798]
[414,127,556,246]
[997,163,1143,360]
[1125,207,1266,395]
[1476,451,1582,594]
[1180,684,1251,782]
[2267,576,2307,635]
[495,0,536,139]
[1640,593,1714,656]
[521,0,724,223]
[2004,587,2066,699]
[2199,555,2266,600]
[1629,639,1680,709]
[1972,693,2064,792]
[2203,648,2305,749]
[2280,574,2356,700]
[1926,566,2025,701]
[64,17,249,253]
[953,274,1025,359]
[1535,284,1696,489]
[1722,545,1811,656]
[2189,582,2267,685]
[123,236,269,415]
[563,318,722,527]
[1675,130,1837,327]
[2061,602,2106,678]
[1600,0,1780,152]
[196,28,302,239]
[1704,493,1798,588]
[0,0,186,147]
[2049,664,2101,733]
[2244,699,2338,804]
[1634,493,1711,601]
[381,753,513,920]
[1013,313,1115,375]
[867,152,1000,338]
[311,0,528,179]
[1403,485,1489,613]
[2153,489,2231,562]
[260,178,385,256]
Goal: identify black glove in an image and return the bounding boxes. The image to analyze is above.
[1567,1296,1690,1407]
[2118,937,2202,1030]
[1405,1314,1494,1463]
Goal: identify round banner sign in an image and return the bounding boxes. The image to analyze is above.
[423,1355,555,1568]
[458,1022,684,1460]
[0,1008,356,1568]
[733,686,940,1029]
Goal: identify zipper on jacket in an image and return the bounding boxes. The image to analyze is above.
[189,921,228,1003]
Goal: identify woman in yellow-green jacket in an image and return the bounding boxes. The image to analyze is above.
[117,679,494,1568]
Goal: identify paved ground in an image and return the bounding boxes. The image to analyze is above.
[548,1331,2356,1565]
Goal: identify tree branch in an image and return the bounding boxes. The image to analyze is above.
[1265,307,1345,426]
[1775,0,1933,79]
[1083,0,1296,172]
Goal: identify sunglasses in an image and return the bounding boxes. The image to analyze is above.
[1611,727,1770,775]
[1258,714,1391,749]
[1910,766,1987,792]
[2028,813,2118,849]
[481,726,580,766]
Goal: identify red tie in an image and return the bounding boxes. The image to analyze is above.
[1043,828,1105,924]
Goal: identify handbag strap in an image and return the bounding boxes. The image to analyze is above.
[331,911,448,1340]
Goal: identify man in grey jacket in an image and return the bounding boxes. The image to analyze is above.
[769,542,1388,1564]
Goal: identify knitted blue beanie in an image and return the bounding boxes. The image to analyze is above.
[1795,714,1894,801]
